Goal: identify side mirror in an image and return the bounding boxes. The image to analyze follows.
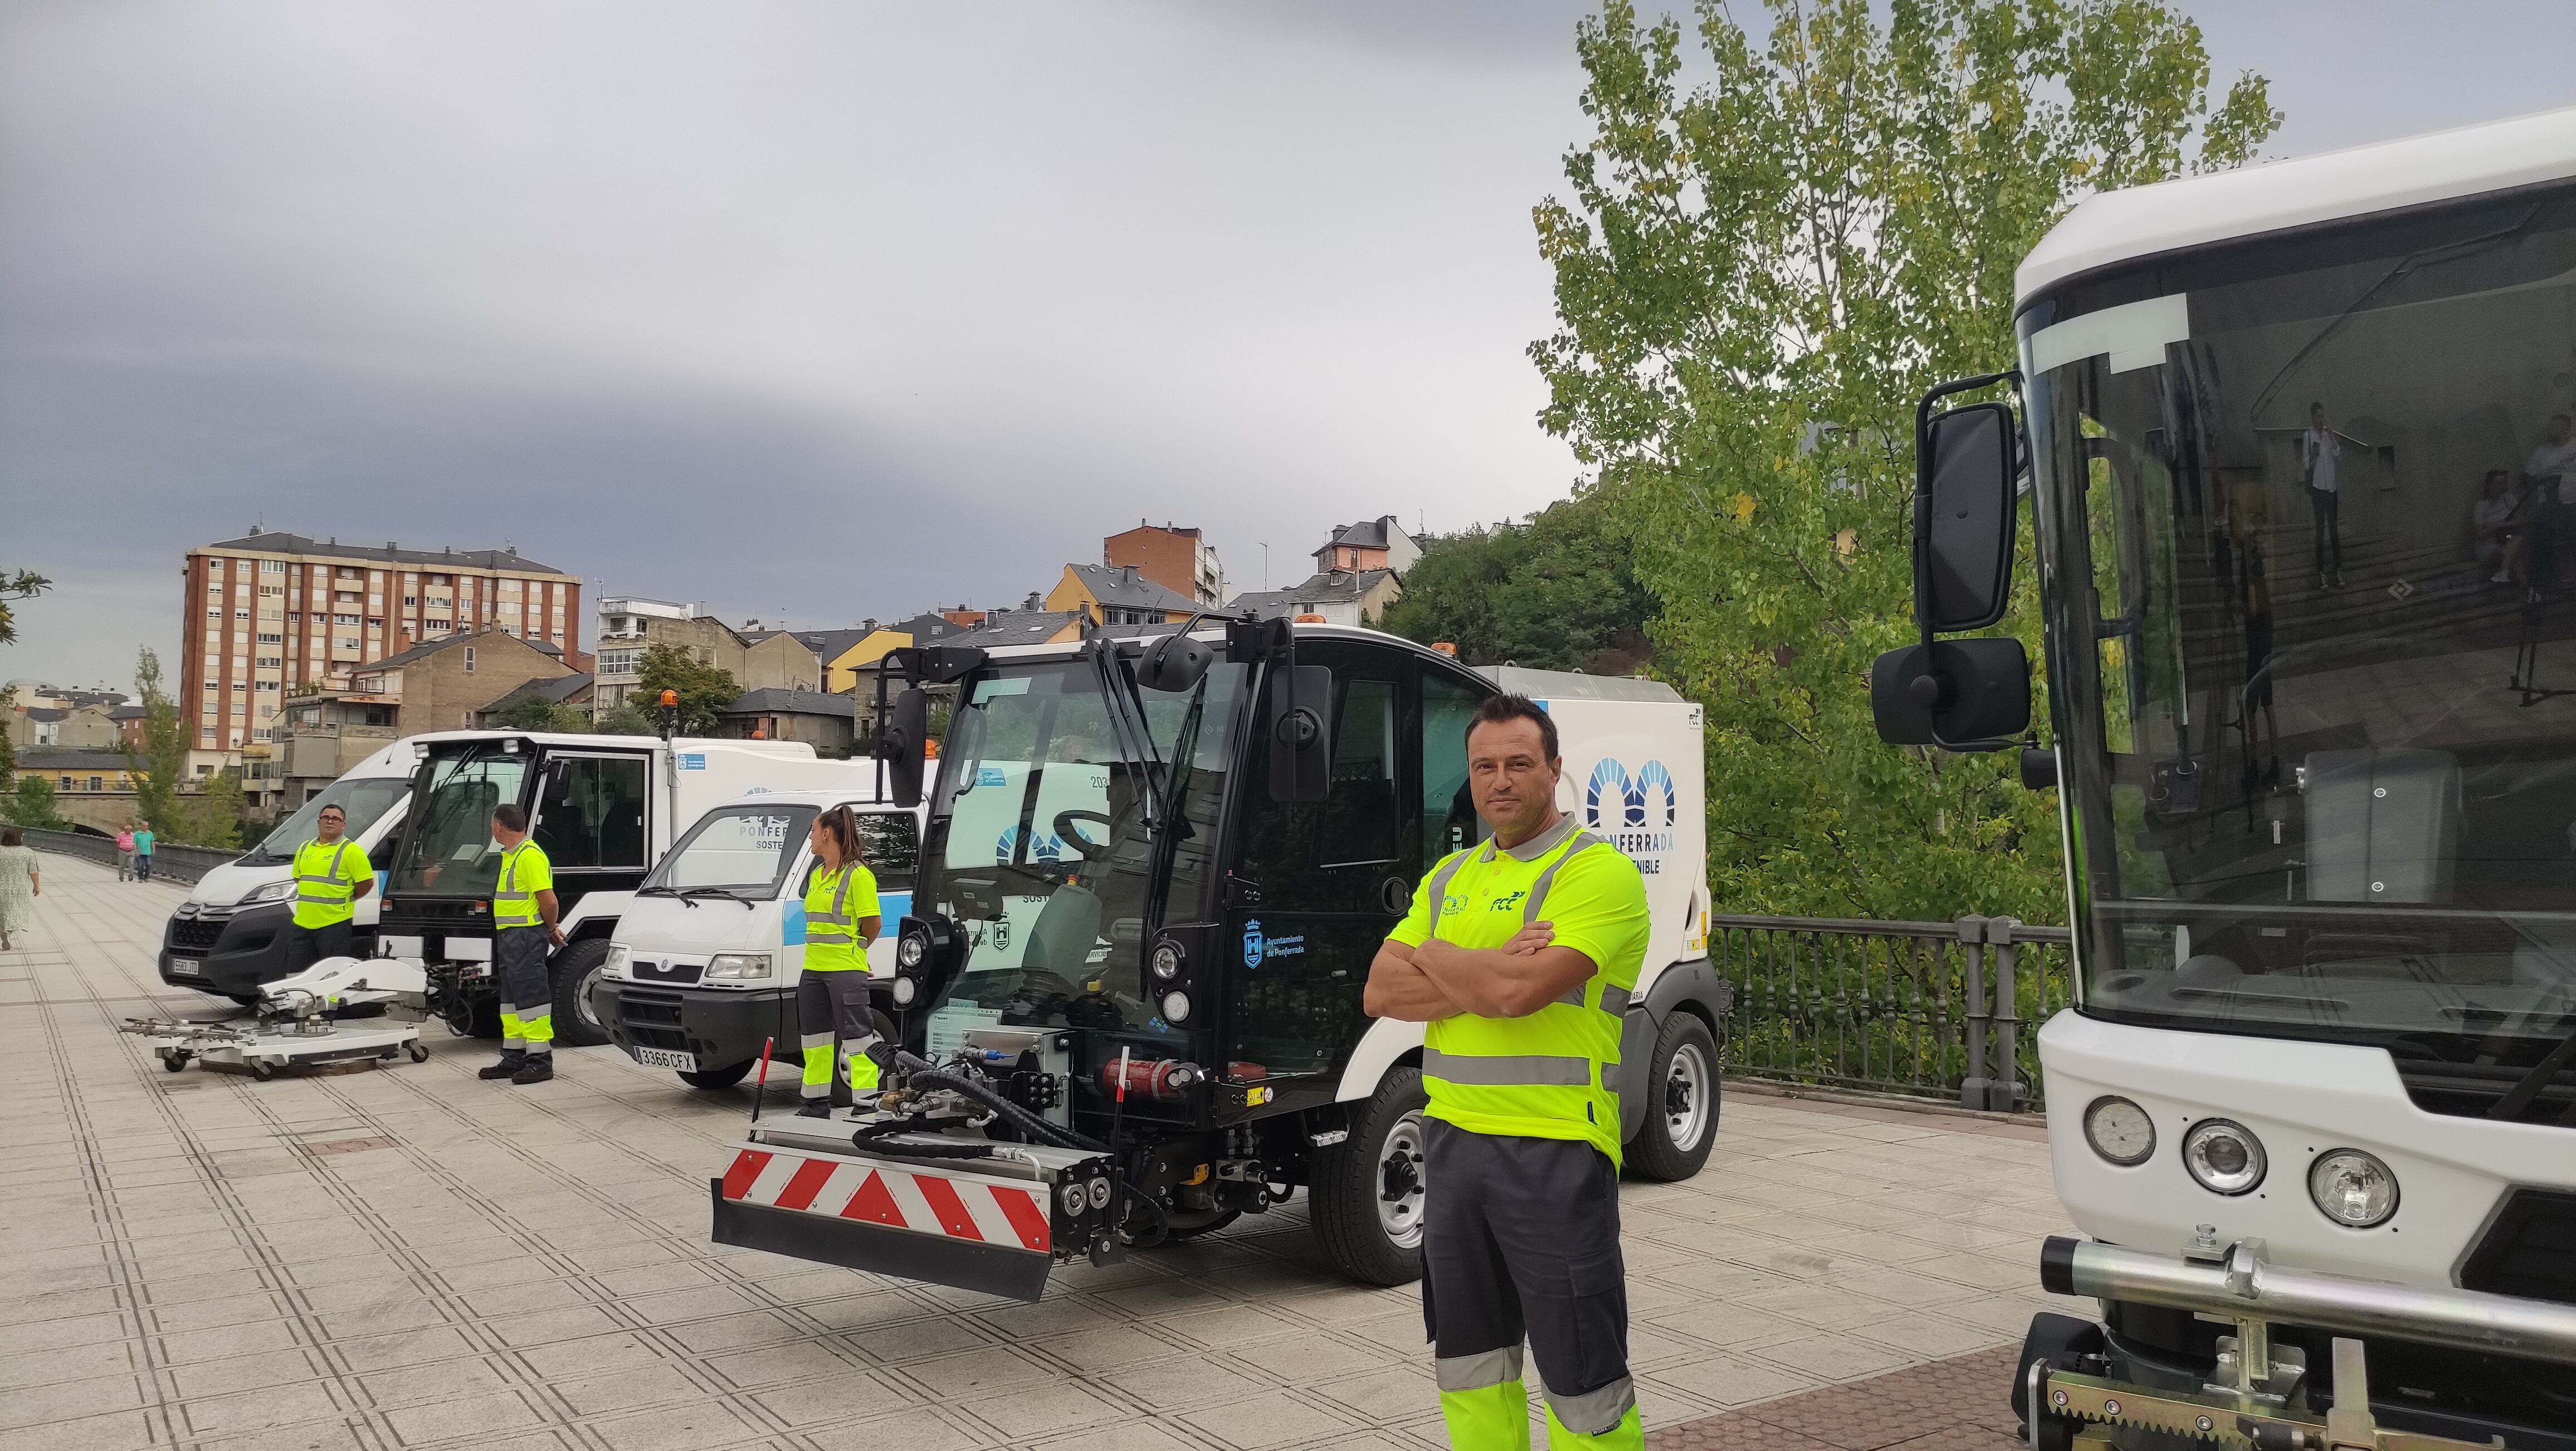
[1916,401,2019,632]
[1138,630,1214,694]
[1870,638,2029,748]
[880,687,930,808]
[1266,664,1333,803]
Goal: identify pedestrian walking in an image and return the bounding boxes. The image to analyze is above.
[284,804,374,971]
[0,827,38,952]
[116,826,136,882]
[1365,694,1652,1450]
[131,824,156,883]
[476,805,562,1086]
[794,805,884,1118]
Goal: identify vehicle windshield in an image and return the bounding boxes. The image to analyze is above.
[915,653,1244,1058]
[387,742,530,895]
[642,804,819,897]
[246,776,411,863]
[2027,181,2576,1075]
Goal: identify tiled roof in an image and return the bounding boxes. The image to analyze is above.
[1228,569,1397,617]
[199,530,569,576]
[1064,565,1196,613]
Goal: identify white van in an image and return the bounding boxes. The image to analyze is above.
[593,786,924,1088]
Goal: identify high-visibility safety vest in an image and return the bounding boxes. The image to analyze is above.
[492,840,554,929]
[1388,814,1651,1168]
[802,860,880,972]
[290,839,369,930]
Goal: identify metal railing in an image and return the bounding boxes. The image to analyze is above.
[21,827,239,885]
[1714,912,2074,1111]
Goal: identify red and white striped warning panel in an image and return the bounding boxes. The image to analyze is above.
[718,1143,1051,1254]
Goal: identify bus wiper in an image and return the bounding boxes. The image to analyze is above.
[2486,1020,2576,1124]
[680,886,757,910]
[1087,637,1171,827]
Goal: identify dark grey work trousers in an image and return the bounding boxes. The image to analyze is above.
[282,920,353,973]
[1420,1119,1635,1436]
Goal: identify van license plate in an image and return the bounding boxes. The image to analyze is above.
[635,1048,695,1070]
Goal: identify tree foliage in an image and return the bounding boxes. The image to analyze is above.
[1379,493,1656,673]
[592,702,661,736]
[123,648,190,839]
[495,695,588,732]
[1532,0,2275,920]
[635,645,741,736]
[0,569,49,647]
[178,769,245,850]
[8,775,66,830]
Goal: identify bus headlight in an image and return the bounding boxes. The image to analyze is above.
[1150,941,1183,981]
[603,944,631,976]
[2182,1119,2266,1196]
[2308,1149,2398,1228]
[704,953,770,980]
[897,932,928,970]
[2082,1095,2155,1166]
[891,976,917,1006]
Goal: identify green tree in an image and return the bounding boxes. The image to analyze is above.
[592,702,660,736]
[0,569,50,647]
[635,645,740,736]
[123,647,190,839]
[0,684,16,786]
[178,768,245,850]
[10,775,66,830]
[1380,493,1656,673]
[494,695,588,732]
[1531,0,2275,921]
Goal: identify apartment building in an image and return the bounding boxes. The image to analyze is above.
[181,530,583,767]
[1104,522,1227,606]
[591,597,820,710]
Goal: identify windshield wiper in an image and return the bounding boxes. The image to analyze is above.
[2487,1022,2576,1124]
[680,885,757,910]
[1087,637,1172,827]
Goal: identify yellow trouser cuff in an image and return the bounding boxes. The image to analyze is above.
[1438,1380,1532,1450]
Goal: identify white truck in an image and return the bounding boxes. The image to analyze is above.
[708,621,1728,1298]
[160,738,421,1002]
[369,730,875,1044]
[1875,107,2576,1448]
[593,786,926,1089]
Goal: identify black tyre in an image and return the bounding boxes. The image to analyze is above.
[677,1060,754,1090]
[1626,1011,1721,1182]
[1309,1066,1429,1287]
[406,1041,429,1063]
[550,938,613,1048]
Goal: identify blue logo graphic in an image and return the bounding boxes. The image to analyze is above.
[996,827,1063,865]
[1243,919,1265,968]
[1583,758,1679,874]
[1240,918,1305,967]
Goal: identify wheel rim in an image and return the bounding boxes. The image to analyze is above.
[1665,1041,1713,1151]
[1376,1110,1429,1250]
[575,966,604,1030]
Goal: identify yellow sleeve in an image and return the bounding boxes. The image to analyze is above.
[849,864,881,920]
[1540,845,1650,987]
[342,848,373,887]
[1385,853,1453,948]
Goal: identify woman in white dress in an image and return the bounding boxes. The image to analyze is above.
[0,827,38,952]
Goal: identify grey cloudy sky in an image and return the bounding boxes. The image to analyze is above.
[5,1,2573,690]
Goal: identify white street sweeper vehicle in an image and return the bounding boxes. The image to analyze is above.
[595,786,926,1089]
[1875,108,2576,1449]
[708,620,1727,1297]
[370,728,872,1046]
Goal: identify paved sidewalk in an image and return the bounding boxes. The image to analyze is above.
[1,851,2090,1451]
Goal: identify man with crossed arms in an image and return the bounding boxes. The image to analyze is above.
[1366,693,1651,1450]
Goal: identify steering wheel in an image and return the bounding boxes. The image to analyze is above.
[1053,810,1116,861]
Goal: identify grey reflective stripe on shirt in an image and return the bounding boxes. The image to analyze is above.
[1551,981,1632,1016]
[1419,851,1472,938]
[1544,1376,1637,1437]
[1522,832,1611,924]
[1422,1049,1592,1087]
[1435,1346,1524,1392]
[496,845,535,902]
[808,867,858,941]
[296,841,355,903]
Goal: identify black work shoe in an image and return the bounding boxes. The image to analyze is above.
[794,1102,831,1118]
[510,1057,554,1085]
[477,1055,526,1080]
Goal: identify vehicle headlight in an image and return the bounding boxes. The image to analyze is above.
[1160,990,1191,1024]
[897,932,927,969]
[1150,941,1183,981]
[891,976,917,1006]
[2082,1096,2155,1167]
[242,880,296,905]
[704,953,771,980]
[2182,1119,2266,1196]
[603,944,631,975]
[2308,1149,2398,1228]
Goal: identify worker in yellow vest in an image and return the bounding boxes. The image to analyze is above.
[479,804,563,1086]
[285,802,374,971]
[796,804,885,1117]
[1365,694,1651,1451]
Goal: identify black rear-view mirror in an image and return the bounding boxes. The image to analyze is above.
[1266,664,1333,803]
[1869,639,2029,749]
[881,687,930,809]
[1917,401,2018,632]
[1138,630,1214,694]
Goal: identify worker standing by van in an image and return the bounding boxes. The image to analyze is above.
[1365,694,1651,1450]
[285,803,374,971]
[796,805,884,1118]
[479,804,562,1086]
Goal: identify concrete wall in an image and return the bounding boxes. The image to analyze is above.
[742,634,822,693]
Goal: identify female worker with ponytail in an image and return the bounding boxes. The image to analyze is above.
[796,805,885,1118]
